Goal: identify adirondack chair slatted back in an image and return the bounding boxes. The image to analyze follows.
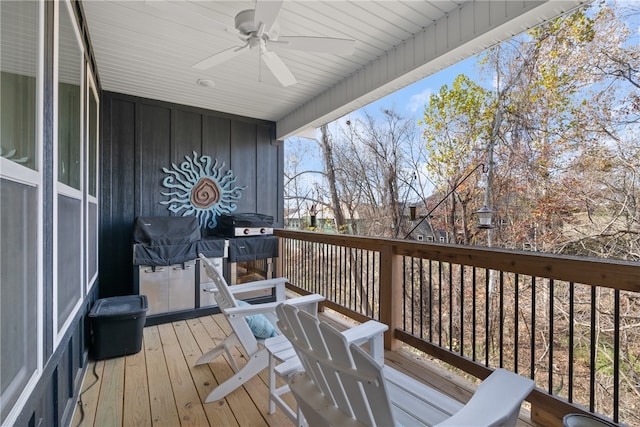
[276,304,395,426]
[279,302,535,427]
[199,254,238,310]
[199,253,259,355]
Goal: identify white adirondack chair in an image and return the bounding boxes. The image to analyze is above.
[277,303,536,427]
[196,253,325,403]
[265,309,388,426]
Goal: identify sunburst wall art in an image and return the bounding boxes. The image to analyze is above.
[160,151,246,229]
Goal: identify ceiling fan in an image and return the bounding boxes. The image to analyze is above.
[192,0,356,87]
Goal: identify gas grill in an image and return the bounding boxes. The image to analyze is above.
[132,213,279,319]
[217,213,279,285]
[216,213,274,237]
[133,216,226,316]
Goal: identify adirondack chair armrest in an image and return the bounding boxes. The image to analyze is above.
[341,320,388,365]
[226,301,281,317]
[434,368,535,427]
[342,320,388,343]
[227,277,289,301]
[226,294,325,318]
[284,293,326,310]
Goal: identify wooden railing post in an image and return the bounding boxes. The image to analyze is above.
[276,236,284,279]
[379,244,402,350]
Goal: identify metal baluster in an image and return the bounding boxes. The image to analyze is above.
[429,260,433,343]
[531,277,537,381]
[460,265,464,356]
[420,258,424,339]
[449,264,453,351]
[514,274,520,374]
[411,257,415,335]
[568,281,574,402]
[548,279,554,393]
[590,285,596,412]
[439,261,443,348]
[472,266,477,361]
[500,271,504,368]
[614,289,620,423]
[485,268,490,367]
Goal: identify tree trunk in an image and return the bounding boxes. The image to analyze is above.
[319,125,347,232]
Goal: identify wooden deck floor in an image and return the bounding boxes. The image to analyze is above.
[71,312,535,427]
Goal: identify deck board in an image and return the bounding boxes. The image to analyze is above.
[123,345,151,426]
[144,326,181,426]
[71,312,534,427]
[71,360,104,427]
[199,314,269,426]
[158,323,210,426]
[94,356,125,426]
[180,318,240,426]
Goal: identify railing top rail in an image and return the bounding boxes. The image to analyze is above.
[275,229,640,293]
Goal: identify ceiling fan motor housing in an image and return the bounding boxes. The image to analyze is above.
[235,10,258,36]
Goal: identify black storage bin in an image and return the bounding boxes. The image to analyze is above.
[89,295,148,360]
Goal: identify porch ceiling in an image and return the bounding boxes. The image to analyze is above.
[82,0,584,140]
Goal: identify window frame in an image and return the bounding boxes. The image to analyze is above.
[0,1,45,425]
[85,66,99,294]
[53,0,85,344]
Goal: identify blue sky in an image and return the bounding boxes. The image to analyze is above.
[359,56,479,120]
[284,56,483,210]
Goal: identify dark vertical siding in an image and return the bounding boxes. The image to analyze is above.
[174,109,202,157]
[203,115,231,162]
[230,120,258,212]
[100,97,136,297]
[100,92,280,297]
[136,103,171,217]
[256,124,279,226]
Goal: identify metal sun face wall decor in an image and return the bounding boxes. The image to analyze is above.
[160,151,246,228]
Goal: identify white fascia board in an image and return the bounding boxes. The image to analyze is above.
[276,0,586,140]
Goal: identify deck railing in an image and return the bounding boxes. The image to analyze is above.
[275,229,640,427]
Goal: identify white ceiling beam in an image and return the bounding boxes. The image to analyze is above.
[276,0,586,140]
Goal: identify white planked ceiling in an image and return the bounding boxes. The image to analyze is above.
[82,0,585,139]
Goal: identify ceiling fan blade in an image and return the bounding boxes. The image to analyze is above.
[261,50,296,87]
[254,0,283,34]
[192,45,246,70]
[276,36,356,55]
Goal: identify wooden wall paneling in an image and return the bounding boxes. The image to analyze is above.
[101,95,136,297]
[173,109,202,161]
[256,124,278,222]
[100,92,278,298]
[230,120,257,213]
[137,103,171,218]
[276,137,284,226]
[34,376,55,427]
[56,345,70,425]
[202,115,231,166]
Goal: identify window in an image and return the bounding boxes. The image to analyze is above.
[57,1,82,190]
[0,1,41,423]
[86,73,99,289]
[1,2,38,170]
[55,0,84,336]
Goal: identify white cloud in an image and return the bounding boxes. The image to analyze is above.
[406,89,433,113]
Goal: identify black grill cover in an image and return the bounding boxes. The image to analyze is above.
[133,242,198,266]
[197,237,226,258]
[133,216,201,246]
[218,213,274,228]
[228,236,278,262]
